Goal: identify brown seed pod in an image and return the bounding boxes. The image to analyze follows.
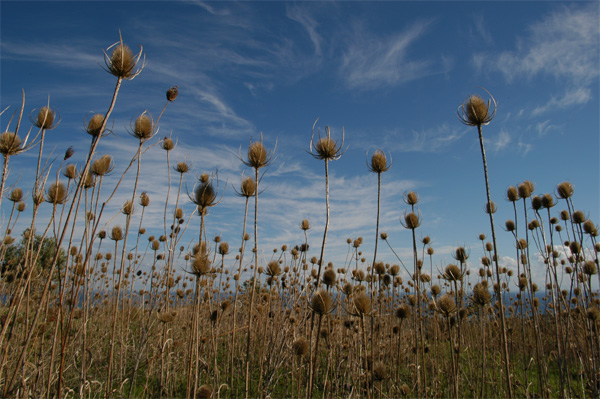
[132,112,153,141]
[0,132,22,156]
[311,289,333,315]
[368,150,390,174]
[166,86,178,102]
[402,212,421,230]
[353,292,372,315]
[9,188,23,203]
[556,181,574,199]
[457,91,496,126]
[437,294,456,316]
[110,226,123,241]
[175,161,191,174]
[46,181,68,205]
[292,336,309,358]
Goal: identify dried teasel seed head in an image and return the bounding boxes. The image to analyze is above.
[46,181,68,205]
[556,181,574,199]
[300,219,310,231]
[86,113,105,137]
[193,181,217,210]
[572,210,585,224]
[463,95,489,125]
[311,289,333,315]
[63,164,77,180]
[110,226,123,241]
[9,188,23,203]
[368,150,390,174]
[107,42,137,79]
[196,384,213,399]
[0,132,22,156]
[454,247,469,263]
[473,283,491,306]
[34,106,57,129]
[395,304,411,319]
[175,161,191,174]
[518,180,535,199]
[292,336,309,357]
[443,264,462,282]
[531,195,543,211]
[139,192,150,207]
[506,186,519,202]
[485,201,497,214]
[437,294,456,316]
[583,220,598,236]
[247,140,268,169]
[353,292,372,315]
[542,193,555,209]
[166,86,178,102]
[162,137,174,151]
[322,268,336,286]
[583,261,597,276]
[91,155,113,176]
[132,112,153,141]
[239,176,256,197]
[505,219,515,232]
[122,200,134,216]
[404,191,419,205]
[402,212,421,230]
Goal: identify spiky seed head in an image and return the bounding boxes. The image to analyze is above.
[395,304,411,319]
[506,186,519,202]
[389,264,400,276]
[518,180,535,199]
[427,247,434,255]
[193,181,216,210]
[108,43,136,78]
[110,226,123,241]
[122,200,134,216]
[556,181,574,199]
[0,132,22,156]
[485,201,497,214]
[17,201,25,212]
[218,242,229,256]
[431,284,441,296]
[162,137,174,151]
[63,164,77,180]
[402,212,421,230]
[247,141,268,169]
[353,292,372,315]
[583,261,597,276]
[454,247,469,263]
[292,336,309,357]
[133,113,153,141]
[587,307,600,322]
[531,195,543,211]
[300,219,310,231]
[462,95,490,126]
[572,210,585,224]
[473,283,491,306]
[444,264,462,282]
[82,172,95,189]
[266,260,281,277]
[373,261,385,275]
[542,193,555,209]
[437,294,456,316]
[9,188,23,203]
[46,181,68,205]
[582,220,597,236]
[315,137,338,160]
[311,289,333,315]
[322,268,336,286]
[98,230,106,239]
[166,86,178,102]
[139,192,150,207]
[518,276,528,291]
[196,384,213,399]
[175,161,190,174]
[505,219,515,232]
[240,177,256,197]
[86,113,105,137]
[404,191,419,205]
[373,362,387,381]
[151,240,160,251]
[34,106,56,129]
[192,253,211,276]
[369,150,389,173]
[91,155,113,176]
[569,241,581,254]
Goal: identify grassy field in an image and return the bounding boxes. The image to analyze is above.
[0,34,598,399]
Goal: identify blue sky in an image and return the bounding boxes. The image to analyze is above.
[1,1,598,285]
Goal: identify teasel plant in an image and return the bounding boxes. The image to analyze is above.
[230,174,255,395]
[366,149,391,391]
[457,89,513,399]
[2,32,145,399]
[241,135,274,398]
[186,172,221,398]
[400,192,425,397]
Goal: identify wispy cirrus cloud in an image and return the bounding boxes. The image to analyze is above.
[472,3,599,114]
[286,5,322,56]
[375,123,467,153]
[340,20,436,90]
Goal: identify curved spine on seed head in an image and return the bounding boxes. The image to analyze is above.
[102,31,145,80]
[457,88,496,127]
[308,119,347,161]
[367,149,392,174]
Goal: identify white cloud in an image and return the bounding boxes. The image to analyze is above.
[340,20,435,90]
[377,123,467,153]
[474,4,599,85]
[286,5,322,56]
[488,129,511,152]
[531,87,593,116]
